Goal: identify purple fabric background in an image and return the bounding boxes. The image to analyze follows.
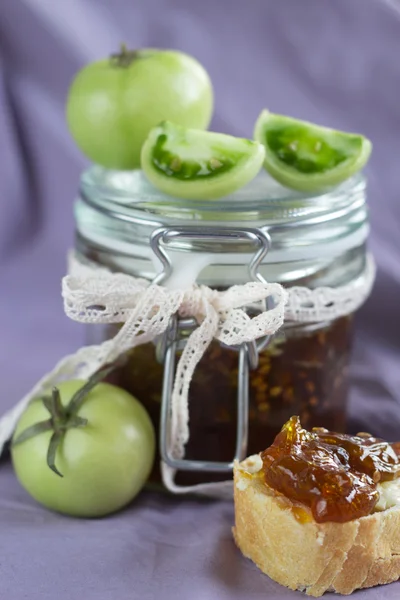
[1,0,400,598]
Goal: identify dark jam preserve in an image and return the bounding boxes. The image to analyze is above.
[107,316,352,485]
[74,167,372,489]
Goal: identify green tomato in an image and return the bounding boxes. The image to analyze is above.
[11,380,155,517]
[141,121,265,200]
[66,46,213,170]
[254,109,372,193]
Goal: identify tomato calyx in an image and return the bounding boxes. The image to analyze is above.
[110,43,140,68]
[12,357,126,477]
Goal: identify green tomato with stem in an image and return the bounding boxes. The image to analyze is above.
[11,363,155,517]
[66,45,214,170]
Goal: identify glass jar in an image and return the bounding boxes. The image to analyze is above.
[74,166,371,486]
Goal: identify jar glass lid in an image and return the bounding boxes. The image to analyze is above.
[80,166,366,224]
[76,166,369,287]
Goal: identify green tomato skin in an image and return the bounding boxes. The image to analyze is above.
[11,381,155,518]
[66,49,213,170]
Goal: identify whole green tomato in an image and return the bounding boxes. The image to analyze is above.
[66,46,214,170]
[11,380,155,517]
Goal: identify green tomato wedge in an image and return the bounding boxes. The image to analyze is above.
[254,110,372,193]
[141,121,265,200]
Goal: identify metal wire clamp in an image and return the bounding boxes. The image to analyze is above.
[150,226,273,474]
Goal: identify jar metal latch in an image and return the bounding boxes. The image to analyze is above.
[150,226,273,474]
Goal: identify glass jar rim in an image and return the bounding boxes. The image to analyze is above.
[80,166,366,225]
[75,165,369,288]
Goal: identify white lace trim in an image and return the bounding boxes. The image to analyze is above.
[285,255,376,322]
[0,252,375,498]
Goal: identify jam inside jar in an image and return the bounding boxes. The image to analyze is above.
[107,316,352,486]
[74,167,372,489]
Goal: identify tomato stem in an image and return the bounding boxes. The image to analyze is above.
[66,355,127,416]
[51,387,64,422]
[12,419,53,446]
[110,43,138,68]
[47,431,64,478]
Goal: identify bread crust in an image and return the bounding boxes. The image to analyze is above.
[233,456,400,596]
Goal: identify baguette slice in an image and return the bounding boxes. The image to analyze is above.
[233,454,400,597]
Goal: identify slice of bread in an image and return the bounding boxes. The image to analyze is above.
[233,455,400,597]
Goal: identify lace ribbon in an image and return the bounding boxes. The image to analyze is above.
[0,252,375,497]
